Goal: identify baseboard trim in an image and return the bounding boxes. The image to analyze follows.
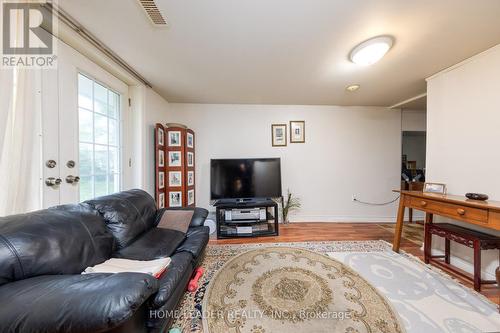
[290,216,399,223]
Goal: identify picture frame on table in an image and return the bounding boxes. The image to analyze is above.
[187,132,194,148]
[169,151,182,167]
[169,191,182,207]
[423,182,447,195]
[169,171,182,187]
[271,124,287,147]
[290,120,305,143]
[187,171,194,186]
[168,131,181,147]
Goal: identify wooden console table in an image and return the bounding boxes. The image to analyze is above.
[393,190,500,291]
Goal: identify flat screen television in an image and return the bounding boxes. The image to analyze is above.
[210,158,282,200]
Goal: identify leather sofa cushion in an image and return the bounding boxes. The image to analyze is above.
[0,204,114,286]
[114,228,185,260]
[155,207,209,228]
[0,273,158,332]
[150,251,193,309]
[85,189,158,249]
[175,226,209,262]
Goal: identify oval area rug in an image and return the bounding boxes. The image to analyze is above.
[202,247,404,333]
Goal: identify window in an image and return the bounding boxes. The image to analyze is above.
[78,73,121,201]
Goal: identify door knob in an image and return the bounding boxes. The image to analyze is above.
[66,175,80,184]
[45,177,62,187]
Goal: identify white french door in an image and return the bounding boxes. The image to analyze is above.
[41,42,129,208]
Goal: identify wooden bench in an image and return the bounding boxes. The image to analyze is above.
[425,223,500,291]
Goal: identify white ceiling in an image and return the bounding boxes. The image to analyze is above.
[60,0,500,106]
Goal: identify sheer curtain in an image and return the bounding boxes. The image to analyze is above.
[0,3,43,216]
[0,68,43,216]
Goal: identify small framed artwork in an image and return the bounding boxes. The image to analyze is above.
[290,121,305,143]
[157,128,164,146]
[168,151,182,167]
[188,189,195,205]
[169,191,182,207]
[158,193,165,209]
[158,150,165,167]
[187,171,194,186]
[423,182,447,195]
[187,152,194,167]
[187,132,194,148]
[169,171,182,187]
[158,171,165,189]
[168,131,181,147]
[271,124,287,147]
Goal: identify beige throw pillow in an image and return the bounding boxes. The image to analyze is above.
[157,210,194,233]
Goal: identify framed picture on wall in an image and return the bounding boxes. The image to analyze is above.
[271,124,287,147]
[188,189,195,205]
[168,151,182,167]
[168,131,181,147]
[158,150,165,167]
[158,193,165,209]
[187,132,194,148]
[187,152,194,167]
[290,121,305,143]
[169,191,182,207]
[158,172,165,189]
[187,171,194,186]
[157,128,164,146]
[169,171,182,187]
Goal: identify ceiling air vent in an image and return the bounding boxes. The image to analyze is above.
[137,0,167,26]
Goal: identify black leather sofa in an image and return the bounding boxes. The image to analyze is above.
[0,189,209,333]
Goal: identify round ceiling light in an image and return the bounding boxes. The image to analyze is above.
[349,36,394,65]
[346,84,360,92]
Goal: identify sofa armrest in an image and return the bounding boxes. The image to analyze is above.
[155,207,209,227]
[0,273,159,333]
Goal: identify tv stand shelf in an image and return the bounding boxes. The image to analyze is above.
[216,200,279,239]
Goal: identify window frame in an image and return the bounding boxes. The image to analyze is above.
[77,72,124,200]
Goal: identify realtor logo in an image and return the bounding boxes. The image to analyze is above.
[2,0,57,68]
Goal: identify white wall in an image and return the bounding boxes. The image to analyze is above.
[427,44,500,278]
[143,88,171,196]
[402,109,426,131]
[169,103,402,221]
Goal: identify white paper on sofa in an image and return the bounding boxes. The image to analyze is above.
[82,257,171,278]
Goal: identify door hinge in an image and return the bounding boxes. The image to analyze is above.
[129,158,132,167]
[128,98,131,107]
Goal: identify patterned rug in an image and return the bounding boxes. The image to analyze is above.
[169,240,499,333]
[170,241,391,332]
[203,247,404,333]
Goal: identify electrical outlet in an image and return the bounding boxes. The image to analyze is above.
[352,194,356,201]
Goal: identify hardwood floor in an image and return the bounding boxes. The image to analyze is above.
[209,222,499,304]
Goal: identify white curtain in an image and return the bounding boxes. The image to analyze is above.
[0,3,43,216]
[0,68,43,216]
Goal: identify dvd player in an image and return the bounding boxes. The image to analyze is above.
[225,208,267,221]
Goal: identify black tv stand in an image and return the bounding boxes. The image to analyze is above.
[216,199,279,239]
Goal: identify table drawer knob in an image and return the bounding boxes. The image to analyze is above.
[457,208,466,216]
[420,201,427,207]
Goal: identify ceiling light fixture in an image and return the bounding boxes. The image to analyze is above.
[346,84,360,92]
[349,36,394,65]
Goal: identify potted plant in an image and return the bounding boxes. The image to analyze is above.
[282,190,301,224]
